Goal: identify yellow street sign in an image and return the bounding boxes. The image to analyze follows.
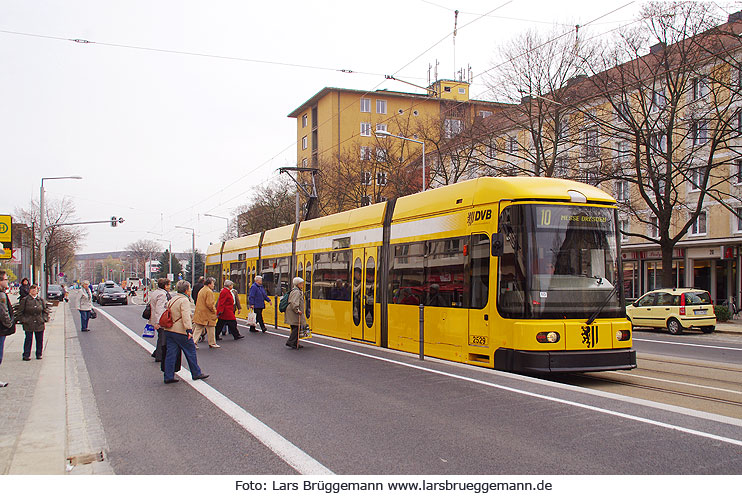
[0,214,10,244]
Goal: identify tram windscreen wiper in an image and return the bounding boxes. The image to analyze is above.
[586,282,619,325]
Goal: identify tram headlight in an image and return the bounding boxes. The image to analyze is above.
[536,331,560,343]
[615,330,631,341]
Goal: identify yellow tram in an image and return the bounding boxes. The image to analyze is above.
[205,177,636,373]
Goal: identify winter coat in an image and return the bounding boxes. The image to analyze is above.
[217,288,236,321]
[15,295,50,332]
[148,288,170,325]
[193,287,217,326]
[192,281,205,304]
[284,286,305,326]
[0,289,15,336]
[165,294,193,335]
[19,283,30,299]
[248,282,270,309]
[76,288,93,311]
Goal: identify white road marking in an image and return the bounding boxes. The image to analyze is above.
[96,308,334,475]
[634,337,742,351]
[608,373,742,395]
[238,322,742,447]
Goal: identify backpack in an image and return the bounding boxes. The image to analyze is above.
[159,297,182,329]
[278,291,291,313]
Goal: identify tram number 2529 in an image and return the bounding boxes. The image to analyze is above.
[469,335,489,347]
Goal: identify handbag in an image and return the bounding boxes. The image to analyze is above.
[159,298,183,329]
[246,310,257,327]
[142,304,151,320]
[142,323,155,338]
[90,309,97,319]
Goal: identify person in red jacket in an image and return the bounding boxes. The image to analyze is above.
[216,280,244,341]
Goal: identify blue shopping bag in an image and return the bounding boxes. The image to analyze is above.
[142,323,155,338]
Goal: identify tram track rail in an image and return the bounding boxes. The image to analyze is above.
[550,354,742,419]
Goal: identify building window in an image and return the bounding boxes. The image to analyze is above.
[650,131,667,154]
[375,147,387,162]
[508,135,518,153]
[301,114,308,128]
[376,171,388,186]
[444,86,451,92]
[302,135,308,150]
[361,171,372,186]
[693,76,710,100]
[736,208,742,232]
[360,146,372,161]
[737,109,742,133]
[301,158,308,168]
[376,194,387,203]
[361,98,371,113]
[691,120,708,145]
[615,180,629,202]
[649,216,659,238]
[360,122,371,137]
[689,166,708,191]
[375,123,387,134]
[361,195,371,206]
[619,220,630,242]
[576,170,597,186]
[585,128,599,158]
[736,159,742,184]
[478,110,492,118]
[444,118,463,139]
[650,89,666,112]
[690,211,707,236]
[458,87,466,94]
[376,99,387,114]
[616,100,630,122]
[554,156,568,178]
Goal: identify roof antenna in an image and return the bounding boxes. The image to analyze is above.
[453,10,459,80]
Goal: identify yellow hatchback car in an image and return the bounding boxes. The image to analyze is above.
[626,288,716,335]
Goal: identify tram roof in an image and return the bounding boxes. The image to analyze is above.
[298,203,385,239]
[222,233,261,252]
[263,223,295,245]
[393,177,615,221]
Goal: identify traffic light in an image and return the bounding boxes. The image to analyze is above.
[111,216,117,227]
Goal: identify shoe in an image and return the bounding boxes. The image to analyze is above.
[285,343,295,349]
[249,328,257,332]
[192,373,209,381]
[297,344,304,349]
[36,356,42,360]
[261,329,267,333]
[0,381,8,388]
[234,335,245,340]
[194,343,199,350]
[164,378,180,384]
[197,335,205,343]
[209,344,220,348]
[216,336,223,341]
[81,329,90,332]
[23,356,31,361]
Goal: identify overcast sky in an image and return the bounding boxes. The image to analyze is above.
[4,0,732,256]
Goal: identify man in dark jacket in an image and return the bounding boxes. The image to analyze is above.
[192,276,205,304]
[248,275,271,332]
[0,270,16,387]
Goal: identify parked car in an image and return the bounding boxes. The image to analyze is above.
[98,284,128,306]
[94,281,115,303]
[47,284,65,302]
[626,288,716,335]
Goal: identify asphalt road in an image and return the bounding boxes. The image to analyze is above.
[73,301,742,475]
[632,329,742,365]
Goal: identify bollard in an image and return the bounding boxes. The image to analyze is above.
[275,295,279,328]
[419,304,424,360]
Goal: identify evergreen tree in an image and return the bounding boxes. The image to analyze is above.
[157,249,182,279]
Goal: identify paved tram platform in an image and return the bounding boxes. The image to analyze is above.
[0,295,740,475]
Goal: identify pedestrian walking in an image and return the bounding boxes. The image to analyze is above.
[285,277,306,349]
[248,275,271,333]
[194,277,219,349]
[18,278,30,299]
[75,280,94,332]
[216,280,244,341]
[15,284,51,361]
[148,278,171,362]
[163,280,209,384]
[192,276,205,304]
[0,270,16,387]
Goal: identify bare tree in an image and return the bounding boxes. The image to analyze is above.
[231,179,296,235]
[15,197,86,284]
[575,1,742,288]
[125,239,162,276]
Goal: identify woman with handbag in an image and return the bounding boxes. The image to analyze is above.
[148,278,171,362]
[0,270,16,387]
[163,280,209,384]
[15,284,51,360]
[75,281,94,332]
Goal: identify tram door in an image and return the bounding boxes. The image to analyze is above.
[350,247,377,344]
[468,234,492,357]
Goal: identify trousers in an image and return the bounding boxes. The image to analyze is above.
[163,331,203,381]
[23,331,44,359]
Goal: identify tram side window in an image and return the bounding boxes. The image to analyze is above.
[205,265,221,290]
[498,207,528,316]
[312,251,351,300]
[230,261,247,295]
[425,238,465,307]
[261,259,276,296]
[390,242,425,305]
[277,257,290,296]
[470,234,490,309]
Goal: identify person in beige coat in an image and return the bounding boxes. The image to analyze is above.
[193,277,219,349]
[284,277,306,349]
[163,280,209,384]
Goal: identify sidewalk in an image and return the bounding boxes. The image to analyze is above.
[712,317,742,335]
[0,298,113,475]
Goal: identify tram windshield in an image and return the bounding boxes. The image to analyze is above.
[497,204,622,319]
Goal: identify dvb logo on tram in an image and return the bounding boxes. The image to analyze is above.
[467,209,492,225]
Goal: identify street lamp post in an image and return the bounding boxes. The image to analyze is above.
[375,130,426,192]
[203,213,229,237]
[145,231,173,279]
[175,225,195,286]
[39,176,82,298]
